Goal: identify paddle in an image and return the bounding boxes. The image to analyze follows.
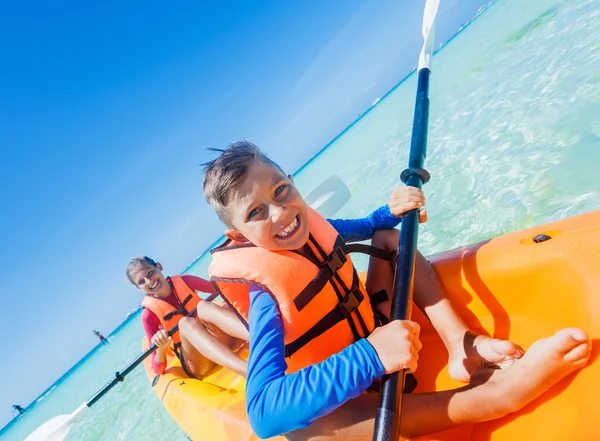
[23,311,196,441]
[304,174,351,219]
[372,1,439,441]
[24,175,352,441]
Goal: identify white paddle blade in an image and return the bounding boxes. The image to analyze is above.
[24,404,90,441]
[305,174,351,218]
[418,0,441,71]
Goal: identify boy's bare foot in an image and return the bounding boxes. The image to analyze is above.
[465,328,591,421]
[448,332,525,382]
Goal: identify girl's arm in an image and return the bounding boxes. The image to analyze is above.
[141,309,168,375]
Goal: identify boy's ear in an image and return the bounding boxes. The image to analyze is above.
[225,229,248,243]
[288,174,294,184]
[156,262,164,271]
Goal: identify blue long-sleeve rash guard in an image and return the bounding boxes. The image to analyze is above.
[327,204,401,243]
[245,205,401,438]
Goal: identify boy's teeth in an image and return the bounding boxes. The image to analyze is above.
[277,217,298,237]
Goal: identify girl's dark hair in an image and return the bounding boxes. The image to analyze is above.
[126,256,158,285]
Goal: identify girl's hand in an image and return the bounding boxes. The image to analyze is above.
[151,327,172,351]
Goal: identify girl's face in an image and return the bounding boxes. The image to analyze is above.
[130,263,171,298]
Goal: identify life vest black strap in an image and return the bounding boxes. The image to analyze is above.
[290,236,387,352]
[342,243,395,261]
[172,345,201,380]
[369,289,389,306]
[353,308,370,339]
[181,294,193,307]
[348,270,371,337]
[308,233,331,259]
[172,341,182,357]
[294,241,394,313]
[293,246,348,312]
[163,308,187,321]
[369,289,391,327]
[328,269,363,342]
[285,285,364,358]
[163,278,196,321]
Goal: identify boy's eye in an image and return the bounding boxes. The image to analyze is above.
[248,207,261,220]
[138,280,145,286]
[274,184,287,197]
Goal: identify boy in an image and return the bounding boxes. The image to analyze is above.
[203,140,590,439]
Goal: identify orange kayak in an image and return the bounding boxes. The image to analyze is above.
[144,209,600,440]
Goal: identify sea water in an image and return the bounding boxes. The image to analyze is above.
[3,0,599,439]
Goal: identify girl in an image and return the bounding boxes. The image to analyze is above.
[126,256,249,378]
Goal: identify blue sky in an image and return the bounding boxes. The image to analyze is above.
[0,0,491,427]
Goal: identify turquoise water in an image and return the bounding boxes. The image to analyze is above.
[4,0,600,439]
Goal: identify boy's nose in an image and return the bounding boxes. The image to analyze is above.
[270,204,286,223]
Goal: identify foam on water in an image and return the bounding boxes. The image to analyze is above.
[4,0,599,439]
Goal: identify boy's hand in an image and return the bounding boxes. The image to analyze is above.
[367,320,422,374]
[389,186,427,223]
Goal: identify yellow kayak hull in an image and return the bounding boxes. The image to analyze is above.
[144,210,600,440]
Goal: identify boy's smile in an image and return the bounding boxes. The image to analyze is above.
[275,215,300,239]
[224,160,310,251]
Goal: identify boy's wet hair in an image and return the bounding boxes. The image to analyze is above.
[202,139,284,225]
[126,256,158,285]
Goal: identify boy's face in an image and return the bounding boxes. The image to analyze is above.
[224,160,310,251]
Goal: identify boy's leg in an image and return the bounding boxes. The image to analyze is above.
[287,328,590,440]
[365,229,523,382]
[178,317,248,378]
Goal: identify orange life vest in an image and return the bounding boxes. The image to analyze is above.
[141,275,201,353]
[208,207,381,373]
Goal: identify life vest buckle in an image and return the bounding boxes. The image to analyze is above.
[324,247,347,276]
[341,287,364,316]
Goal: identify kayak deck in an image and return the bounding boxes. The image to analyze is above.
[144,210,600,441]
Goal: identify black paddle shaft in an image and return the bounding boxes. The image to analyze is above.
[372,67,431,441]
[85,299,208,407]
